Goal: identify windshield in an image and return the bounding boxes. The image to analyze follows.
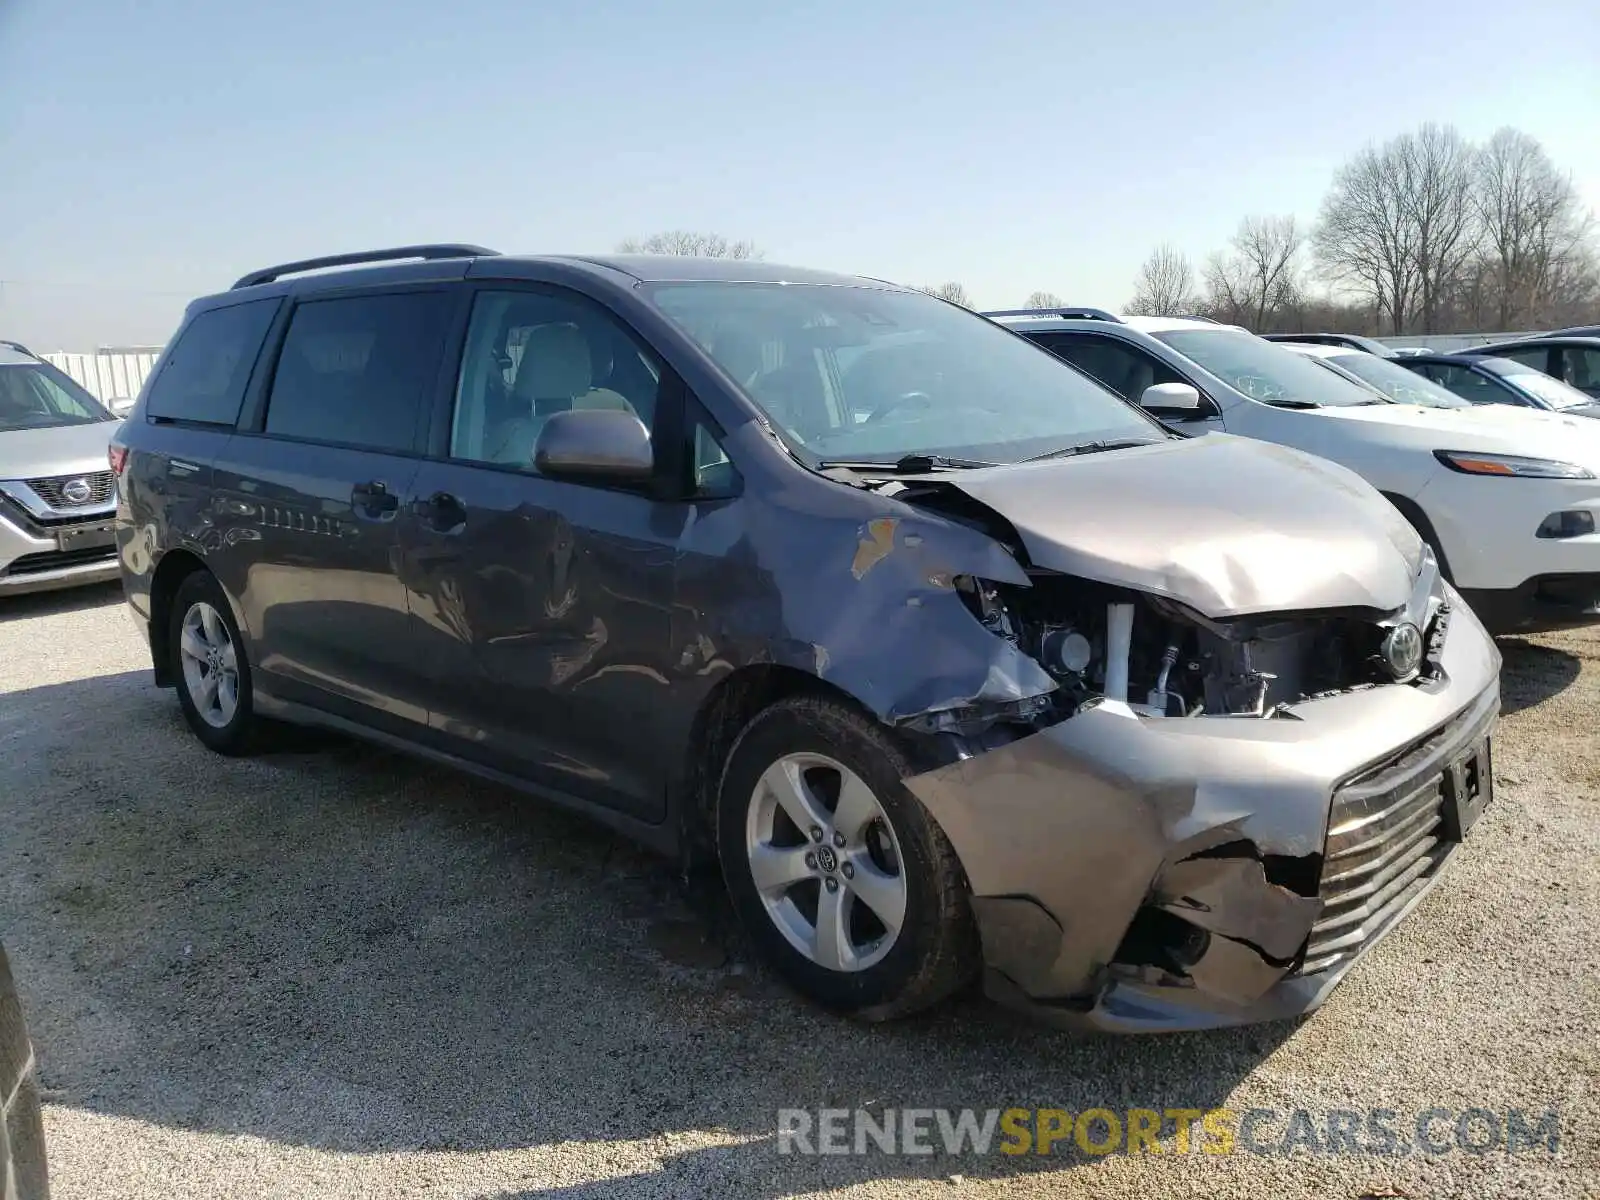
[646,283,1163,464]
[1485,359,1592,410]
[1154,328,1381,407]
[0,362,113,431]
[1325,352,1468,408]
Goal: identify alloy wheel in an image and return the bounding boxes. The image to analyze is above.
[744,752,908,972]
[178,601,240,729]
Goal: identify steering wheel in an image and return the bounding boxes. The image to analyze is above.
[864,391,935,423]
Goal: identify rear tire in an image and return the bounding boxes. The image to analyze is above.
[717,695,978,1020]
[169,570,263,755]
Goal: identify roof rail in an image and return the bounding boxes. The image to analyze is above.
[0,339,34,356]
[982,307,1123,323]
[231,244,501,290]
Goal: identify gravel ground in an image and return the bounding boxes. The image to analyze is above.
[0,582,1595,1199]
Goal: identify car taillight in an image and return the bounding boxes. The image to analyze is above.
[108,445,129,476]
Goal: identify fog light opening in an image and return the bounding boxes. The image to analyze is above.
[1536,510,1595,539]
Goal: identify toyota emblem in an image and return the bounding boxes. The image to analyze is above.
[1380,621,1424,680]
[61,478,93,505]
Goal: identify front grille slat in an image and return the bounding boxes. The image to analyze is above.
[26,471,115,509]
[1293,705,1490,977]
[1312,834,1442,937]
[1322,799,1443,885]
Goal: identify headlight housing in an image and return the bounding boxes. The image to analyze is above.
[1434,451,1594,479]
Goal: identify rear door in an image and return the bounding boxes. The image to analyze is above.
[396,283,684,820]
[209,285,455,731]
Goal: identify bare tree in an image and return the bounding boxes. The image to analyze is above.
[1126,244,1195,316]
[914,282,972,308]
[1473,127,1595,327]
[1200,218,1302,330]
[1400,124,1479,332]
[1315,140,1417,334]
[1024,290,1064,309]
[1314,125,1477,333]
[616,231,762,259]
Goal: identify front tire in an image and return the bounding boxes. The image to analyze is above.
[717,696,978,1020]
[169,570,262,755]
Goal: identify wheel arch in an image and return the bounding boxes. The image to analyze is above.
[675,664,884,867]
[1381,491,1455,583]
[148,550,252,687]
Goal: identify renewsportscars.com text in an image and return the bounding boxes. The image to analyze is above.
[776,1106,1562,1158]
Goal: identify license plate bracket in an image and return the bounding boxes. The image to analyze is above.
[56,524,115,554]
[1441,737,1492,842]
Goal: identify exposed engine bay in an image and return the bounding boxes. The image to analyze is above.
[872,469,1447,739]
[930,570,1447,732]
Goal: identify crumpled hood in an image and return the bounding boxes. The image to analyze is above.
[0,420,117,481]
[939,434,1422,618]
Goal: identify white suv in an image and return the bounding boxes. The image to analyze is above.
[993,310,1600,634]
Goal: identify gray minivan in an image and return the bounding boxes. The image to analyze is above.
[111,247,1499,1031]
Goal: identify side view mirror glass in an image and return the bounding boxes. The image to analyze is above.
[533,409,654,482]
[1139,382,1203,412]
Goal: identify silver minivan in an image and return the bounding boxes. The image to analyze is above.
[115,249,1499,1031]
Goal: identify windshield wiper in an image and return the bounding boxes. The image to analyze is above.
[818,453,999,473]
[1019,438,1162,463]
[1261,398,1321,409]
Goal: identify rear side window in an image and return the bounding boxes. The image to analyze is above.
[146,298,278,425]
[264,292,449,453]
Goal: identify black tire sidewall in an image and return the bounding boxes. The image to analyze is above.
[717,697,967,1016]
[170,571,257,754]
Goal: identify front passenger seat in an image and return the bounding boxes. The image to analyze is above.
[486,324,636,466]
[1121,358,1156,403]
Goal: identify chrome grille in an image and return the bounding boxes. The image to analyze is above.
[1300,772,1449,975]
[27,470,115,509]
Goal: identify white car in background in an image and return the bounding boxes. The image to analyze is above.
[994,310,1600,634]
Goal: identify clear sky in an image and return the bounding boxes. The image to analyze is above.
[1,0,1595,348]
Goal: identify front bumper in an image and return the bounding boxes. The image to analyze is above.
[1460,573,1600,635]
[1420,471,1600,618]
[905,587,1502,1033]
[0,505,119,597]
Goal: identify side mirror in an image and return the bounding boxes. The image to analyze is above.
[1139,382,1203,413]
[534,409,654,482]
[107,397,135,417]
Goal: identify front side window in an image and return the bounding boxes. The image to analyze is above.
[1417,363,1511,406]
[1153,329,1380,408]
[1029,333,1187,402]
[146,298,278,426]
[1325,352,1467,408]
[1557,347,1600,396]
[647,283,1161,465]
[0,359,111,431]
[450,289,663,472]
[1495,347,1554,373]
[264,292,449,452]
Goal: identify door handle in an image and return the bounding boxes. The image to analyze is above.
[351,480,400,520]
[415,490,468,534]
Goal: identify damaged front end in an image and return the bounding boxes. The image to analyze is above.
[881,471,1498,1032]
